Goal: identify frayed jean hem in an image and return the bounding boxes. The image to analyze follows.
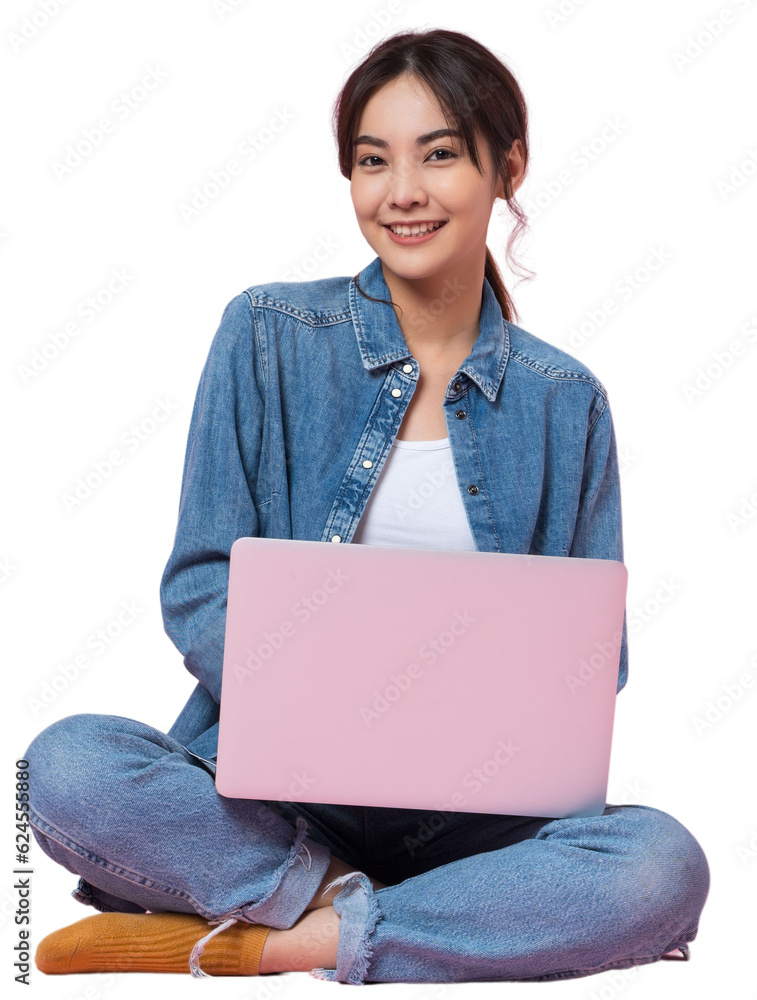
[189,815,328,978]
[309,871,382,985]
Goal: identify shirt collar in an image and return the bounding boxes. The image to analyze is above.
[349,255,510,403]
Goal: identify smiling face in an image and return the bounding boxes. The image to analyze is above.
[350,73,518,283]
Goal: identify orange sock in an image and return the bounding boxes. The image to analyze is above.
[34,911,272,976]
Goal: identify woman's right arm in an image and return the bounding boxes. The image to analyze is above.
[159,291,266,704]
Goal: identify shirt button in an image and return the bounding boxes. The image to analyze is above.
[362,459,373,469]
[402,363,413,373]
[391,388,402,397]
[331,534,342,543]
[467,484,479,495]
[453,381,462,391]
[455,409,466,420]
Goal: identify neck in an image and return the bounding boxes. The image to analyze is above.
[379,251,486,360]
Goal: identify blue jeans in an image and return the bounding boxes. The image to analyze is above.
[24,713,710,984]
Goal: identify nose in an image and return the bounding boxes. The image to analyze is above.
[379,156,431,211]
[386,177,429,212]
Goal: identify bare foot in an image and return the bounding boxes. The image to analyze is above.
[260,855,388,974]
[306,854,388,911]
[259,904,341,973]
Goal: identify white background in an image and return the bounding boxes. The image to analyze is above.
[2,0,755,995]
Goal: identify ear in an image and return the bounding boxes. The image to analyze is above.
[505,139,526,196]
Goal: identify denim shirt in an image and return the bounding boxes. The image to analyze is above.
[159,254,628,765]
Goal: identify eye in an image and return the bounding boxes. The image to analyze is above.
[356,148,459,167]
[428,148,458,162]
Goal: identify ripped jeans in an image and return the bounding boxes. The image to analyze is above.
[24,713,710,984]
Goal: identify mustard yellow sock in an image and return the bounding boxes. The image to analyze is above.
[35,911,272,976]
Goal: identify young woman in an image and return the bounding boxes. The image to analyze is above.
[24,28,710,984]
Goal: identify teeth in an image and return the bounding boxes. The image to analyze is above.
[389,221,444,236]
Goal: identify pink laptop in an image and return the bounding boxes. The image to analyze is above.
[215,537,628,818]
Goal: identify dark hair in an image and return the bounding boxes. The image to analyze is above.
[332,27,533,324]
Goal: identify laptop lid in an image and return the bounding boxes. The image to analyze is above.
[215,536,627,819]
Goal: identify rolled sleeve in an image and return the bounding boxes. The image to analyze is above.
[160,292,265,703]
[569,396,629,694]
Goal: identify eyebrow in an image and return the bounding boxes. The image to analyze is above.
[353,128,461,149]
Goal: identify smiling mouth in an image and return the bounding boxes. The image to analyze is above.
[383,220,448,237]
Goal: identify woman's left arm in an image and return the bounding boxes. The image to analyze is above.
[569,396,629,694]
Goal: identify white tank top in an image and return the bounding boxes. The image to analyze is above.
[351,436,477,550]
